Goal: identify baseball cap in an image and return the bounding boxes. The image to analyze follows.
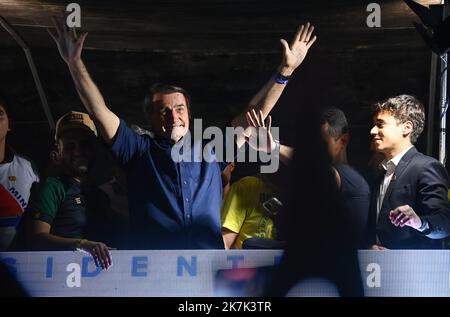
[55,111,97,140]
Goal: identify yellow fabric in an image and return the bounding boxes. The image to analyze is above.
[221,176,275,249]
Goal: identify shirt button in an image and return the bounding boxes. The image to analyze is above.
[183,181,187,185]
[187,214,191,219]
[185,197,189,202]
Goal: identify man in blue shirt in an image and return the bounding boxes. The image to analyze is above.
[49,16,317,249]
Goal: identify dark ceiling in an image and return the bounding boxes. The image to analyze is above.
[0,0,436,52]
[0,0,443,171]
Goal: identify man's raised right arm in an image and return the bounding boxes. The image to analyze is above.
[48,16,119,143]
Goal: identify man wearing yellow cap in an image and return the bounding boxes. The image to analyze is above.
[17,111,113,270]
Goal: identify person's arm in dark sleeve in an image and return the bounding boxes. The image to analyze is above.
[110,119,148,166]
[417,160,450,239]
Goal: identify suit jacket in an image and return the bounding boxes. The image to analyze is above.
[368,147,450,249]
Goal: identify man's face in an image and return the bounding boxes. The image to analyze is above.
[370,111,410,155]
[148,92,189,142]
[320,123,346,162]
[0,105,9,143]
[57,129,95,177]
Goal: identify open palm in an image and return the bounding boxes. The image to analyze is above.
[245,109,275,153]
[280,22,317,72]
[48,16,87,64]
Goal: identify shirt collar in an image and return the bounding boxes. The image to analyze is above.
[380,145,413,172]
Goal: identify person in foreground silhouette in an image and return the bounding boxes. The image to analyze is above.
[266,104,364,297]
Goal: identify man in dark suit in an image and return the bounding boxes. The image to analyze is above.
[369,94,450,249]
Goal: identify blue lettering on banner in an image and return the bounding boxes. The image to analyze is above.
[82,257,101,277]
[1,257,17,276]
[132,256,148,277]
[226,255,244,269]
[0,250,448,296]
[46,257,53,278]
[177,256,197,277]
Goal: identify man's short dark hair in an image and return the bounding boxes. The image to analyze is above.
[320,107,349,139]
[373,94,425,144]
[143,83,192,117]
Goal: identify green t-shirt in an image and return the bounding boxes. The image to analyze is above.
[221,176,276,249]
[27,176,88,239]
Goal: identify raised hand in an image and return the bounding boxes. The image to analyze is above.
[245,109,275,153]
[279,22,317,75]
[48,15,88,65]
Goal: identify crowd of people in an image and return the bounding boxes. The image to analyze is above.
[1,17,450,289]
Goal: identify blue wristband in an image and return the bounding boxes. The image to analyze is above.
[274,73,291,85]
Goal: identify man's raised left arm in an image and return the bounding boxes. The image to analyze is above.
[232,22,317,147]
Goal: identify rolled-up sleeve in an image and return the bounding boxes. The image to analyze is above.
[111,119,148,166]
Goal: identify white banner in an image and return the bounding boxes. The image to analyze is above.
[1,250,449,297]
